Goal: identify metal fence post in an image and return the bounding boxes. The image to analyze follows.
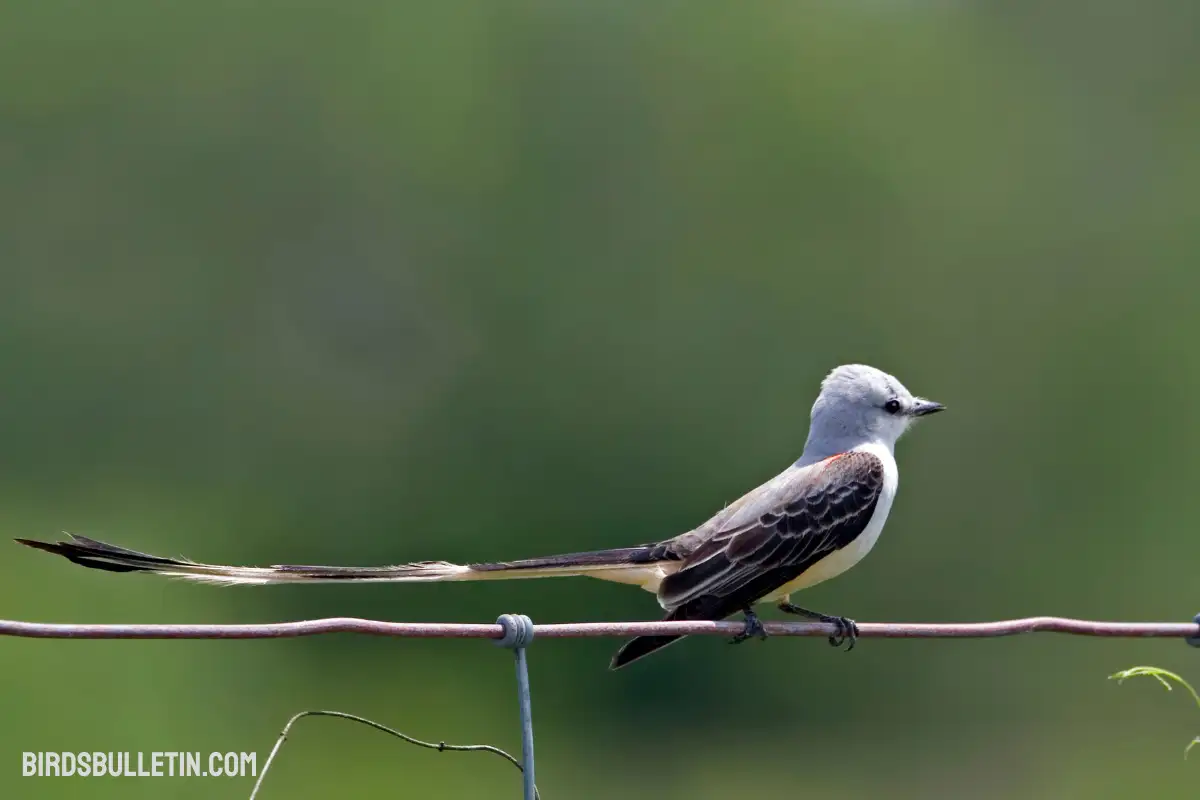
[496,614,537,800]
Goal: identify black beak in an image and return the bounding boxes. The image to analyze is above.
[910,399,945,417]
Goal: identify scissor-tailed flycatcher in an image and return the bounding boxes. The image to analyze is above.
[17,364,943,669]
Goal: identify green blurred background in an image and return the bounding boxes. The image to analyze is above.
[3,2,1200,798]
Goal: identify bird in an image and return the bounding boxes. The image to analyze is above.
[16,364,944,669]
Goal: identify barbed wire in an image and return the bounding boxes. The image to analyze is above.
[1,615,1198,640]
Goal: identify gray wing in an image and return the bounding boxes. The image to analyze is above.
[656,451,886,619]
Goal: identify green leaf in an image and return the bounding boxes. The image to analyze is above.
[1110,666,1200,758]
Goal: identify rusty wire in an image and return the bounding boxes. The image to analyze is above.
[2,616,1197,641]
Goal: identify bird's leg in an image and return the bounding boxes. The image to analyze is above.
[776,598,859,651]
[729,607,769,645]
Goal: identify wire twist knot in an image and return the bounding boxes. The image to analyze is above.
[495,614,535,649]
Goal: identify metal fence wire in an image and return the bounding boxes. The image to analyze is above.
[5,612,1200,799]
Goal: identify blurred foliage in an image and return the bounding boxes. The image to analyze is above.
[1110,666,1200,758]
[3,2,1200,798]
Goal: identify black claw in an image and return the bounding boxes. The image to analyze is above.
[826,616,859,651]
[730,609,769,645]
[777,602,857,651]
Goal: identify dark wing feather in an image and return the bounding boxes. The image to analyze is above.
[656,451,885,621]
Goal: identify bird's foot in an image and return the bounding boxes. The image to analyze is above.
[777,602,859,651]
[826,616,859,651]
[729,609,769,645]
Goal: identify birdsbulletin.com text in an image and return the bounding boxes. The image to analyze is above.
[23,751,257,778]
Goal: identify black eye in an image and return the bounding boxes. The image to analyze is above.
[884,399,902,414]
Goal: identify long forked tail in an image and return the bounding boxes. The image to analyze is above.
[14,534,676,588]
[609,607,688,670]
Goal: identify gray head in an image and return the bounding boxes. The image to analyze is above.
[801,364,943,461]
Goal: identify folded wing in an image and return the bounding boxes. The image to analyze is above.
[658,451,886,619]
